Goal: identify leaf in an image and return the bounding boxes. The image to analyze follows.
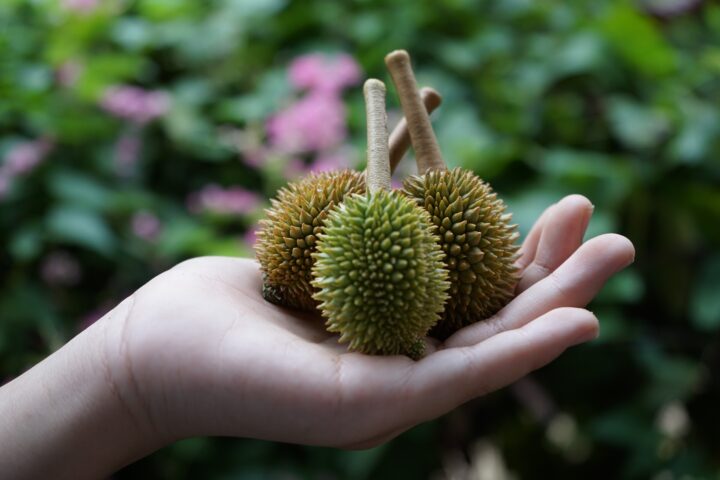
[47,169,113,211]
[669,98,720,164]
[598,4,677,76]
[9,225,43,261]
[595,268,644,304]
[76,53,146,99]
[111,17,154,51]
[532,148,634,204]
[607,96,670,150]
[435,105,515,179]
[45,206,116,256]
[690,255,720,331]
[214,69,288,123]
[336,444,388,480]
[551,32,605,77]
[639,345,704,405]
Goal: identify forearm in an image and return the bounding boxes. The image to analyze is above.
[0,304,162,480]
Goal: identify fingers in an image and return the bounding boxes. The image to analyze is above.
[405,308,598,424]
[445,233,634,348]
[337,306,601,447]
[516,195,594,293]
[172,256,262,291]
[515,202,553,271]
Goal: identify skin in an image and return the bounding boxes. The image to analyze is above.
[0,194,634,480]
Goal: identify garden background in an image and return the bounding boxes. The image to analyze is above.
[1,0,720,478]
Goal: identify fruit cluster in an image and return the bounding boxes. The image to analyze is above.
[256,51,520,358]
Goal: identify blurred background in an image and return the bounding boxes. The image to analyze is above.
[1,0,719,478]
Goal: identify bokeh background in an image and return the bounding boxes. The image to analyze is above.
[2,0,720,478]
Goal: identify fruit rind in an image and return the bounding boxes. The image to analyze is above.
[402,167,520,337]
[312,190,449,356]
[255,169,366,310]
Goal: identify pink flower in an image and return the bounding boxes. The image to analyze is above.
[188,185,262,215]
[244,225,259,248]
[132,211,162,241]
[57,60,83,88]
[644,0,702,18]
[288,53,361,94]
[267,93,347,154]
[2,138,53,176]
[242,146,269,169]
[309,152,351,173]
[61,0,99,13]
[113,131,141,174]
[283,157,307,179]
[40,252,81,287]
[101,86,170,125]
[0,175,9,198]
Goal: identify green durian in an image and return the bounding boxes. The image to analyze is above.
[312,189,449,356]
[386,49,520,338]
[256,169,366,310]
[311,79,449,357]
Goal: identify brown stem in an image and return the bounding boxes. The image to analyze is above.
[385,50,447,174]
[363,79,390,194]
[389,87,443,173]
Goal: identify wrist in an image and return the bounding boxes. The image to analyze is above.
[0,298,166,480]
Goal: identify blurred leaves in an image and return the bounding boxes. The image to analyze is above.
[2,0,720,479]
[690,255,720,331]
[45,206,116,256]
[599,4,678,76]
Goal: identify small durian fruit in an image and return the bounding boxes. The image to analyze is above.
[256,89,443,311]
[312,79,449,357]
[386,49,521,338]
[256,169,366,310]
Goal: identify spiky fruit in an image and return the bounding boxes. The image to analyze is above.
[311,190,449,357]
[255,170,365,310]
[403,167,520,338]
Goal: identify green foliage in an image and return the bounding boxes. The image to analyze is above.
[2,0,720,478]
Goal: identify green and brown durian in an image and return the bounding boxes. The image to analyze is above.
[256,170,365,310]
[312,79,449,357]
[385,49,520,338]
[255,88,443,311]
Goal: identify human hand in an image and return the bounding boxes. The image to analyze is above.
[99,194,633,451]
[0,194,634,480]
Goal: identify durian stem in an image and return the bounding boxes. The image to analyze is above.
[385,50,447,175]
[389,87,443,173]
[364,79,391,194]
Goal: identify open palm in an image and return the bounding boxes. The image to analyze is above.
[103,194,634,450]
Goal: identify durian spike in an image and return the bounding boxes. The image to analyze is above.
[385,50,447,175]
[363,79,390,194]
[389,87,442,172]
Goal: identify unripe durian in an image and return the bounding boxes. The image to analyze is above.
[312,189,449,356]
[256,170,365,310]
[386,49,520,338]
[312,79,449,357]
[403,168,520,337]
[255,88,443,311]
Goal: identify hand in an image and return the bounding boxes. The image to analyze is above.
[101,194,633,450]
[0,194,635,480]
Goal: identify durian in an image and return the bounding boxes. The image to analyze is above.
[256,169,365,310]
[385,49,521,338]
[255,88,443,311]
[311,79,449,357]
